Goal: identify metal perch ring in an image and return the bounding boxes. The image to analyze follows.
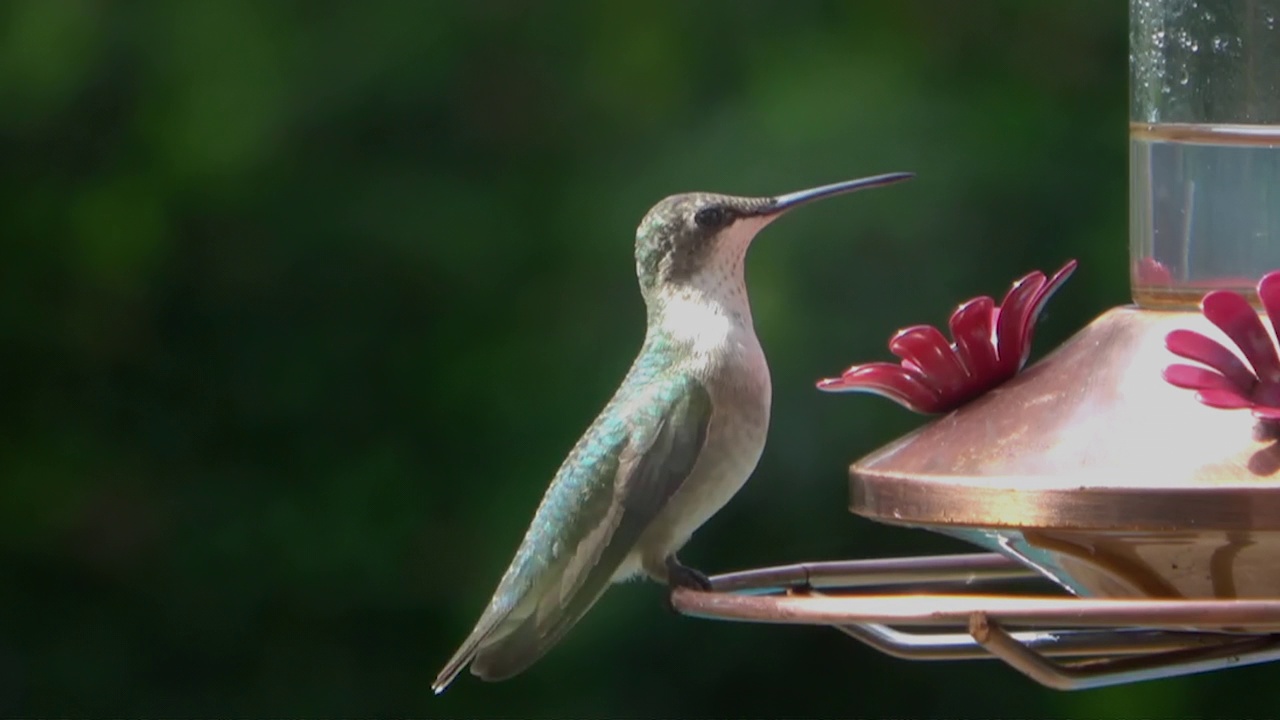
[670,553,1280,690]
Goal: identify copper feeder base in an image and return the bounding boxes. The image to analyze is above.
[671,305,1280,689]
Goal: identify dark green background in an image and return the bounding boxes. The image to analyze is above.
[0,0,1267,716]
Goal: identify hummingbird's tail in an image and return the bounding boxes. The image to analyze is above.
[432,578,614,693]
[432,608,508,694]
[432,653,473,696]
[469,582,611,682]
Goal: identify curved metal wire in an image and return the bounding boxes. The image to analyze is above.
[671,553,1280,690]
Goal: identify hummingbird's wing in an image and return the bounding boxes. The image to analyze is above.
[432,375,713,691]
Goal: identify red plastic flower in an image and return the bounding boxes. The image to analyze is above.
[1163,271,1280,421]
[817,261,1077,414]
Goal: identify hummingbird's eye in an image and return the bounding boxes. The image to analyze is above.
[693,206,728,228]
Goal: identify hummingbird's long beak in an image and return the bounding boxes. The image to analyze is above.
[758,172,914,216]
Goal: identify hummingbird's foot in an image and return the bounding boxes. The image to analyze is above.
[659,555,712,616]
[664,554,713,592]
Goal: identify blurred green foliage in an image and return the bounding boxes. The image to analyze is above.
[0,0,1269,716]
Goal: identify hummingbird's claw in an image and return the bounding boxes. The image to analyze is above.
[665,554,713,591]
[660,556,713,616]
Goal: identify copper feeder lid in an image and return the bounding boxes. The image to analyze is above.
[849,305,1280,599]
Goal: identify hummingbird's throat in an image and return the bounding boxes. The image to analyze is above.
[652,271,754,352]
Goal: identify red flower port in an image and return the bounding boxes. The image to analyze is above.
[1134,257,1174,286]
[817,261,1077,414]
[1163,271,1280,422]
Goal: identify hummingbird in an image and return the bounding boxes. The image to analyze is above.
[433,172,912,693]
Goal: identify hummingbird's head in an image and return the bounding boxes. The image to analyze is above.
[633,173,913,298]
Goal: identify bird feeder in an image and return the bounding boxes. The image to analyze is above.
[671,0,1280,689]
